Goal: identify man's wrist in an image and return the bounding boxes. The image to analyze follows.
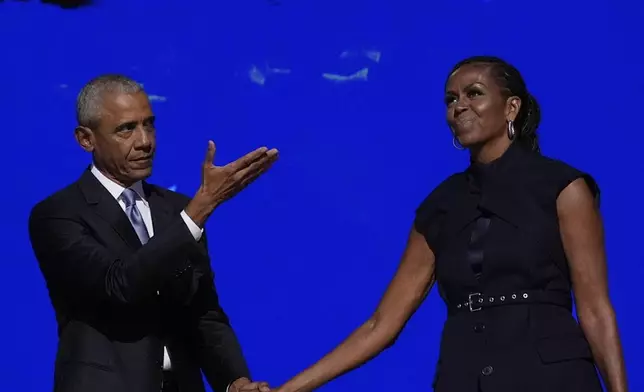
[179,210,204,241]
[185,187,218,227]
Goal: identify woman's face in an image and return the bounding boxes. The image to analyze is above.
[445,64,520,148]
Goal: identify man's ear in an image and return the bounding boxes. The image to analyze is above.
[75,126,95,152]
[505,96,522,122]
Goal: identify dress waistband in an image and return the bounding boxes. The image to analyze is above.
[451,290,572,314]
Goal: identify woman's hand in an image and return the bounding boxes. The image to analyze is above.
[269,226,436,392]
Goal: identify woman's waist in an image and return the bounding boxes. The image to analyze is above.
[443,289,572,316]
[440,296,583,344]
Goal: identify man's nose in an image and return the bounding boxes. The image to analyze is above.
[134,127,153,149]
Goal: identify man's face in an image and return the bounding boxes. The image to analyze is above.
[76,91,156,186]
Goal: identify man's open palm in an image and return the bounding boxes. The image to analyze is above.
[200,140,278,204]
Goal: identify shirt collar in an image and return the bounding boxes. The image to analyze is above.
[90,164,148,205]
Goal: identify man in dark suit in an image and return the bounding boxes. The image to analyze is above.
[28,74,279,392]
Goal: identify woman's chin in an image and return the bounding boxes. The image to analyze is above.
[456,135,480,148]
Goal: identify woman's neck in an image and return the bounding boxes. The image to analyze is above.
[470,138,512,164]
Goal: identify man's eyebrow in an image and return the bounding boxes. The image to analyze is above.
[115,121,137,132]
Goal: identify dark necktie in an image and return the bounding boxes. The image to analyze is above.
[120,188,150,245]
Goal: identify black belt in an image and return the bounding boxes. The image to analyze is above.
[452,290,572,313]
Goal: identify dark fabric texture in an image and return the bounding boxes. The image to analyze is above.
[29,168,250,392]
[415,143,602,392]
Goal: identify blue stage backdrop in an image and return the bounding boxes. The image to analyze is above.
[1,0,642,390]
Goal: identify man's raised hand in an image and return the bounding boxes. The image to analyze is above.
[185,141,278,226]
[200,140,278,203]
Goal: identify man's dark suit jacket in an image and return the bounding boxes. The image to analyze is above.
[28,169,250,392]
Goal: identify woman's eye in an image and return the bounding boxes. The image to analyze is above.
[467,89,482,98]
[444,96,456,105]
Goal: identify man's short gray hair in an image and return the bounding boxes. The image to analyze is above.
[76,74,144,129]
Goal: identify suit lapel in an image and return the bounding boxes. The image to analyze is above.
[145,183,209,260]
[78,169,143,250]
[143,182,175,235]
[144,183,207,304]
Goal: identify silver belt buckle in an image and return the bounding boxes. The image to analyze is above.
[468,292,482,312]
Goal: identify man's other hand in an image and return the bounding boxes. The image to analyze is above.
[229,377,271,392]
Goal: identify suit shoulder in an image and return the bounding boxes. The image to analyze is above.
[146,184,192,208]
[30,182,82,219]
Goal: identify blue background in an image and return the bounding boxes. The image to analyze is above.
[1,0,642,390]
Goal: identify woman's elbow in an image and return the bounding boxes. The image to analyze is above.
[367,314,403,350]
[383,330,404,349]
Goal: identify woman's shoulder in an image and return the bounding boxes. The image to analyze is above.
[523,152,600,201]
[416,172,466,209]
[413,172,467,229]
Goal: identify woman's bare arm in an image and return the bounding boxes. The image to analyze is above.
[558,178,627,392]
[276,226,436,392]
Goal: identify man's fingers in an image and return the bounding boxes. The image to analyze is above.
[228,147,270,172]
[233,154,276,184]
[206,149,277,203]
[203,140,216,167]
[239,382,270,392]
[238,381,270,391]
[223,162,273,200]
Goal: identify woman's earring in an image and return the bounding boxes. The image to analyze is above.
[452,136,465,150]
[507,120,516,140]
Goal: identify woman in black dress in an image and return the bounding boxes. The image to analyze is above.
[271,56,627,392]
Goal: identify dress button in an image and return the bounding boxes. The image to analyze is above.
[473,323,486,333]
[481,366,494,376]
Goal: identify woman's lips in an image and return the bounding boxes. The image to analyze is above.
[452,117,476,135]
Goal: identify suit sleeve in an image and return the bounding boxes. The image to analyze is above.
[187,231,251,392]
[28,202,203,306]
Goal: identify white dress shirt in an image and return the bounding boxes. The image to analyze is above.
[90,166,203,372]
